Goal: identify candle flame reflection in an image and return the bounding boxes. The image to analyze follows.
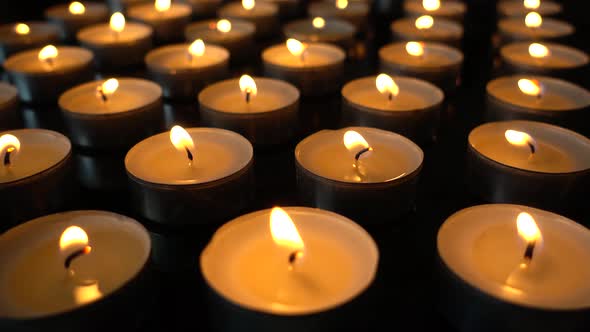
[525,12,542,28]
[270,207,304,252]
[415,15,434,29]
[406,41,425,57]
[524,0,540,10]
[0,134,21,167]
[528,43,549,58]
[73,281,103,305]
[69,1,86,15]
[423,0,440,11]
[312,17,326,29]
[110,12,125,32]
[217,19,231,33]
[336,0,348,10]
[155,0,171,12]
[242,0,255,10]
[518,78,543,97]
[14,23,30,35]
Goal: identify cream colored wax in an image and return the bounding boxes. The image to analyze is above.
[379,42,463,69]
[438,204,590,309]
[391,17,463,41]
[0,129,71,184]
[498,17,574,40]
[469,121,590,173]
[501,42,589,70]
[128,2,192,22]
[404,0,466,19]
[201,207,378,315]
[487,75,590,111]
[59,78,162,115]
[145,43,229,70]
[262,43,345,68]
[218,1,278,19]
[77,22,152,44]
[185,19,255,44]
[0,211,150,318]
[199,77,299,114]
[498,0,562,17]
[125,128,253,185]
[296,127,423,183]
[3,46,93,74]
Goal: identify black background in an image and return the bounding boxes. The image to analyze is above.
[1,0,589,331]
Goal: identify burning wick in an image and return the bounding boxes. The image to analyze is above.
[343,130,373,178]
[110,12,125,40]
[64,246,92,269]
[516,212,541,264]
[95,78,119,103]
[170,125,195,165]
[0,134,20,167]
[239,74,257,104]
[288,250,304,267]
[270,207,305,271]
[375,73,399,102]
[286,38,307,64]
[505,129,537,155]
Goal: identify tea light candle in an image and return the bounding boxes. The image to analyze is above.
[183,0,223,18]
[438,204,590,332]
[262,39,346,96]
[0,210,151,331]
[128,0,192,43]
[199,75,299,146]
[466,120,590,210]
[379,41,463,94]
[295,127,424,223]
[217,0,279,39]
[308,0,369,31]
[201,207,378,329]
[499,42,589,83]
[45,2,109,42]
[498,0,562,18]
[486,76,590,134]
[498,13,574,45]
[184,19,256,63]
[77,12,154,71]
[283,17,356,51]
[3,45,94,105]
[146,40,230,100]
[0,129,74,229]
[125,126,254,225]
[0,83,19,131]
[341,74,444,144]
[59,78,163,150]
[391,15,463,48]
[0,22,60,65]
[403,0,466,22]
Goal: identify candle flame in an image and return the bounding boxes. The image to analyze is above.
[528,43,549,58]
[270,207,304,252]
[189,39,205,57]
[242,0,255,10]
[423,0,440,11]
[518,78,542,97]
[524,0,540,10]
[517,212,541,243]
[59,226,89,253]
[312,17,326,29]
[505,129,537,151]
[14,23,30,35]
[239,75,257,100]
[38,45,58,62]
[97,78,119,98]
[415,15,434,30]
[336,0,348,9]
[406,41,425,57]
[286,38,307,58]
[0,134,21,166]
[170,125,195,155]
[110,12,125,32]
[343,130,371,152]
[155,0,171,12]
[217,19,231,33]
[525,12,542,28]
[69,1,86,15]
[376,73,399,98]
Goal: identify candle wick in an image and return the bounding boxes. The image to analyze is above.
[288,250,304,270]
[184,146,194,163]
[97,87,108,103]
[45,57,54,69]
[245,89,251,104]
[388,93,393,102]
[300,50,306,65]
[527,142,536,155]
[353,147,373,180]
[64,246,92,269]
[523,241,535,262]
[3,148,14,166]
[113,30,120,41]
